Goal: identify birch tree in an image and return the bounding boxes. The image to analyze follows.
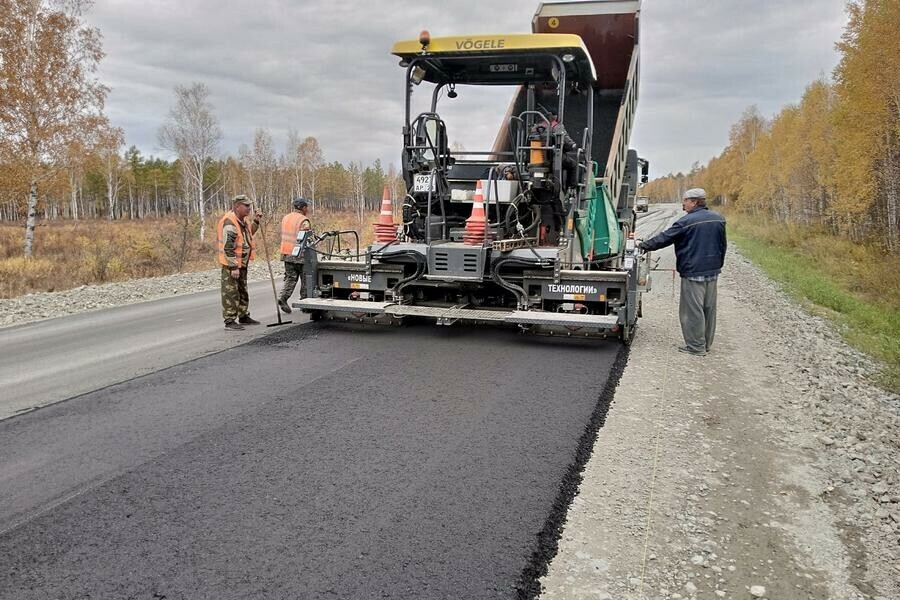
[64,139,88,220]
[386,162,404,217]
[0,0,108,256]
[97,128,124,220]
[349,161,365,225]
[158,83,221,241]
[286,129,302,199]
[240,128,277,214]
[297,136,323,204]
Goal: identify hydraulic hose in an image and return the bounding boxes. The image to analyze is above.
[379,250,427,297]
[504,201,519,233]
[506,116,528,192]
[490,256,547,308]
[504,195,541,238]
[402,194,417,226]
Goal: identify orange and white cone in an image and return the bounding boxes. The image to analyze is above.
[463,181,490,246]
[373,185,397,242]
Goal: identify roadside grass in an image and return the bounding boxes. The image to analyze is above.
[0,219,200,298]
[0,210,378,299]
[725,212,900,393]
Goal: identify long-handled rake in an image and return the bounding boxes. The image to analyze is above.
[255,209,293,327]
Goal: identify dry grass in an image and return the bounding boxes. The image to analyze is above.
[725,212,900,311]
[0,219,206,298]
[726,211,900,392]
[305,210,379,255]
[0,209,380,298]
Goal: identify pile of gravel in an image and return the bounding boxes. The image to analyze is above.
[0,264,272,329]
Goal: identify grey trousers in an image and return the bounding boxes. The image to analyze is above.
[679,277,718,352]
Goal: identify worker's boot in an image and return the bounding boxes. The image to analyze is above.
[224,320,245,331]
[278,298,292,314]
[238,315,261,325]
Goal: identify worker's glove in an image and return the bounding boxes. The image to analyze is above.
[230,268,240,280]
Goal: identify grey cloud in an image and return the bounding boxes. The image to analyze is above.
[88,0,847,176]
[632,0,846,175]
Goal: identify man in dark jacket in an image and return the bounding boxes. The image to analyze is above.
[639,188,727,355]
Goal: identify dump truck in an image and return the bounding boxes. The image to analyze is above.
[636,196,649,212]
[295,0,651,342]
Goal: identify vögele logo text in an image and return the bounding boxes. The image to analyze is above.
[456,38,506,50]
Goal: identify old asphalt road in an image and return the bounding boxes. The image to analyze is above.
[0,207,674,599]
[0,280,276,420]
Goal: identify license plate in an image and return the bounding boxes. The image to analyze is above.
[413,173,435,193]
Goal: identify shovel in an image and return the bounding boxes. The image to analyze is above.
[254,208,293,327]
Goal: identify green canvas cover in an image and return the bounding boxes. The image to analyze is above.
[576,163,623,260]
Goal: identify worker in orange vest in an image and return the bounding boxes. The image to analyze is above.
[216,195,262,330]
[277,197,311,313]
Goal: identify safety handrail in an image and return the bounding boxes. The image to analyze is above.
[602,49,640,213]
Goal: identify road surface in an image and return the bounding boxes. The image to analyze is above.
[0,280,279,420]
[0,205,678,599]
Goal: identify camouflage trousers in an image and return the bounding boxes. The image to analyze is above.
[279,261,305,302]
[221,266,249,322]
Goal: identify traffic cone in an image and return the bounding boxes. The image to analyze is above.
[463,181,490,246]
[373,185,397,242]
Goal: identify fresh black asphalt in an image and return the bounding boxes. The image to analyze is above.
[0,321,622,599]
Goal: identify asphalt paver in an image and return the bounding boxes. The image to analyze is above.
[0,322,621,599]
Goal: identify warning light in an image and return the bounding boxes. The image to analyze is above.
[419,30,431,49]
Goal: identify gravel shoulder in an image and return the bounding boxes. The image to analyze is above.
[540,242,899,599]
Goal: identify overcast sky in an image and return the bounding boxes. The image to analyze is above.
[87,0,849,178]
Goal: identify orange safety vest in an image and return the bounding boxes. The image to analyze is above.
[280,212,311,255]
[216,211,256,268]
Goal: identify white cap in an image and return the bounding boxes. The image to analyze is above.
[683,188,707,200]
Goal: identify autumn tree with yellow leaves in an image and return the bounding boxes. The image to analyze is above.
[681,0,899,252]
[833,0,899,248]
[0,0,110,257]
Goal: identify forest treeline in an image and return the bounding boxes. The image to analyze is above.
[641,0,899,252]
[0,1,401,257]
[3,0,897,257]
[0,129,401,227]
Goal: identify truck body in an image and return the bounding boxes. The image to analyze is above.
[295,0,650,341]
[636,196,649,212]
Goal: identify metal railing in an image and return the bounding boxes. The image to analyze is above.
[601,47,640,210]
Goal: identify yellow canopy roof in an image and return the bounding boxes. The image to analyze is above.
[392,33,586,55]
[391,33,597,84]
